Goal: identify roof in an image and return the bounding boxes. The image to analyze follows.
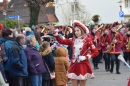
[47,14,58,22]
[23,14,58,24]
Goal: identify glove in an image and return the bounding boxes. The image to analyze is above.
[87,54,91,59]
[79,56,86,61]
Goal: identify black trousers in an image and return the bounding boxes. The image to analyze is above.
[103,53,110,70]
[123,52,130,64]
[109,54,120,72]
[99,50,103,62]
[11,76,28,86]
[42,80,53,86]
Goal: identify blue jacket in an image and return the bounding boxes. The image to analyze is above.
[9,41,28,78]
[25,45,46,75]
[0,37,14,71]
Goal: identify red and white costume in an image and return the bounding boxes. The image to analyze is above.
[54,20,98,80]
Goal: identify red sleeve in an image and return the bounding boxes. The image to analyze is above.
[86,38,99,58]
[55,35,72,45]
[116,33,123,45]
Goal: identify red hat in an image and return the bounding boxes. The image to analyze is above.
[73,20,89,34]
[0,24,3,30]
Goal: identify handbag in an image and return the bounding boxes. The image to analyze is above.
[43,59,55,79]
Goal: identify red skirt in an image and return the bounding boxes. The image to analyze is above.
[67,60,95,80]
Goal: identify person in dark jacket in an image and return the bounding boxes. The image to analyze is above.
[39,41,55,86]
[0,29,14,86]
[9,34,28,86]
[25,35,46,86]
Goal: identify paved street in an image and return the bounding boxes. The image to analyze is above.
[68,60,130,86]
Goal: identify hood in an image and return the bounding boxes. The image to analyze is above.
[0,37,14,44]
[40,48,52,56]
[56,47,67,57]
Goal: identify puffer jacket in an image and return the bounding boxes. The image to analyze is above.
[39,48,55,80]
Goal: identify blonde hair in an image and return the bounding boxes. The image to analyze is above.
[73,26,86,38]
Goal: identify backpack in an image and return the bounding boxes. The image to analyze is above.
[0,42,8,62]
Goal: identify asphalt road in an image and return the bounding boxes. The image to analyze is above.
[67,60,130,86]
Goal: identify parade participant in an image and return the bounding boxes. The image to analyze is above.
[89,25,102,70]
[122,23,130,65]
[107,24,123,74]
[100,26,110,71]
[122,30,130,65]
[54,20,98,86]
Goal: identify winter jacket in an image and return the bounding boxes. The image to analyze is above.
[25,45,46,75]
[9,41,28,78]
[39,48,55,80]
[0,37,14,71]
[53,47,69,85]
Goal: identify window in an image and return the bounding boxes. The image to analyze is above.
[71,3,78,14]
[125,0,130,8]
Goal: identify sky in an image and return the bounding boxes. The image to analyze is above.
[0,0,11,2]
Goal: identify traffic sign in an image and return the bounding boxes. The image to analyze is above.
[8,15,18,19]
[119,11,124,18]
[19,18,23,21]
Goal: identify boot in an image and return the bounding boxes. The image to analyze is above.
[116,71,121,74]
[93,64,96,70]
[96,63,99,69]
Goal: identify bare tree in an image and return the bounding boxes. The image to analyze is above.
[60,0,91,25]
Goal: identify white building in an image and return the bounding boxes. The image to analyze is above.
[55,0,130,25]
[120,0,130,22]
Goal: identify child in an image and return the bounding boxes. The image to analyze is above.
[53,47,69,86]
[39,41,55,86]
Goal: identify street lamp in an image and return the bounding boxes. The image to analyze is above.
[3,10,6,26]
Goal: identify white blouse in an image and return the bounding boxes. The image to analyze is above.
[73,38,84,58]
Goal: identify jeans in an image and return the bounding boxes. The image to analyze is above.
[29,74,42,86]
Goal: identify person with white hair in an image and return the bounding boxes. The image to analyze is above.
[25,35,46,86]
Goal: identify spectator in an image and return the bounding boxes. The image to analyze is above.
[9,34,28,86]
[25,35,46,86]
[39,41,55,86]
[53,47,69,86]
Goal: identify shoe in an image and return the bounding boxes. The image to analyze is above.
[110,69,113,73]
[98,61,103,63]
[94,67,96,70]
[106,69,110,72]
[116,71,121,74]
[96,67,99,69]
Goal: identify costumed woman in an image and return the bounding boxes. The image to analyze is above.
[53,20,98,86]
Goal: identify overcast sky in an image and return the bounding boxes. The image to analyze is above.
[0,0,11,2]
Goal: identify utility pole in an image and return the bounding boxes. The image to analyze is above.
[18,15,20,29]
